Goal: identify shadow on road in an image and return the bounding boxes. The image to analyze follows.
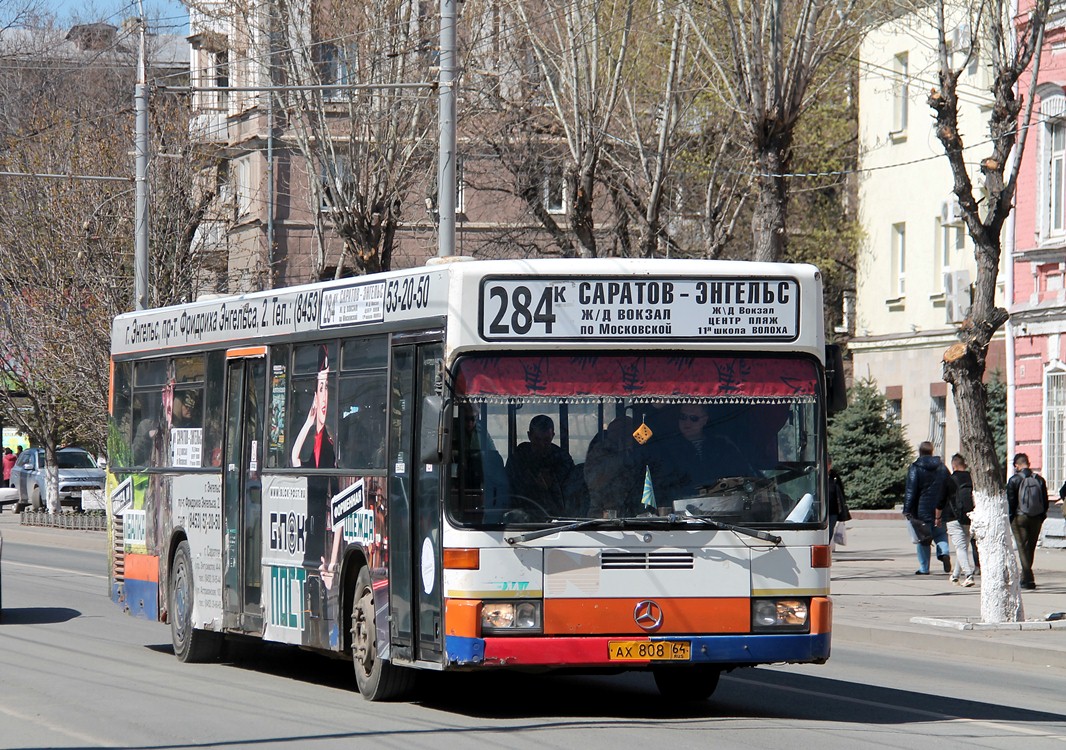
[0,606,81,625]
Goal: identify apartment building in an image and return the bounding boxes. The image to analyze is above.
[854,12,1005,457]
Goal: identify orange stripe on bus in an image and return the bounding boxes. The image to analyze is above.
[226,346,267,359]
[544,598,750,636]
[444,599,482,638]
[809,596,832,635]
[124,553,159,583]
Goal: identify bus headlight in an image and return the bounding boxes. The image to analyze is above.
[481,601,542,634]
[751,598,810,632]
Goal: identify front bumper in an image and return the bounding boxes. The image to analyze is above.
[445,632,831,668]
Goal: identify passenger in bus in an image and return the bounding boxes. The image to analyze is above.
[505,415,575,518]
[647,403,751,511]
[454,404,507,512]
[585,415,646,518]
[291,346,342,592]
[172,389,201,429]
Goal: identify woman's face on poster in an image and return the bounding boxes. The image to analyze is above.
[315,369,329,431]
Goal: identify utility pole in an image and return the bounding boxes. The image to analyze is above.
[437,0,456,258]
[134,0,149,310]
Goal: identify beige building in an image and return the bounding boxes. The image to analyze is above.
[854,12,1004,456]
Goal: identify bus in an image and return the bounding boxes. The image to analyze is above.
[106,257,845,701]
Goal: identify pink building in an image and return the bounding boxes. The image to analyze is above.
[1011,13,1066,492]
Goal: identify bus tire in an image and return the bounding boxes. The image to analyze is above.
[170,540,222,663]
[652,665,721,701]
[351,566,415,701]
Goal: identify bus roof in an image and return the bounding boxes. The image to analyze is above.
[111,257,825,360]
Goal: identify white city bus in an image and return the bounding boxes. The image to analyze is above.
[107,257,844,701]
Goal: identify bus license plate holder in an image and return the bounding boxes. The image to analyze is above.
[607,640,691,661]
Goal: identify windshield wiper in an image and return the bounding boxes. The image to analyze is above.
[677,511,782,544]
[505,517,624,544]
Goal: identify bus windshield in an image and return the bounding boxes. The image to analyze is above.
[447,353,822,529]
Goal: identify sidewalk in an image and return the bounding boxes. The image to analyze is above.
[2,493,1065,667]
[833,518,1066,668]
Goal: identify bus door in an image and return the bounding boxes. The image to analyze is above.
[222,349,267,633]
[387,340,444,665]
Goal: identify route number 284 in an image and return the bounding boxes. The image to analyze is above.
[486,284,559,336]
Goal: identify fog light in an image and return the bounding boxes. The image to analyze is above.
[515,602,539,629]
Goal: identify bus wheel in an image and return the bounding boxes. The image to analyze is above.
[170,540,222,663]
[652,665,721,701]
[351,566,415,701]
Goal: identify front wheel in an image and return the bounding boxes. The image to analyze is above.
[652,665,721,701]
[351,566,415,701]
[170,540,222,663]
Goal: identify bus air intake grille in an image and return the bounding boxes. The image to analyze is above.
[600,552,694,570]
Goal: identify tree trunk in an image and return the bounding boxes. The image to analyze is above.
[751,145,788,262]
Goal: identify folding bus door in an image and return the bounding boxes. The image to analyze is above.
[221,348,266,633]
[387,341,444,665]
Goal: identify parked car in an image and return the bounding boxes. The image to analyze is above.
[10,447,105,513]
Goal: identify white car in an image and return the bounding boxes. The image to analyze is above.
[10,447,105,513]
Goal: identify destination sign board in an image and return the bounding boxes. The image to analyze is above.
[478,276,799,342]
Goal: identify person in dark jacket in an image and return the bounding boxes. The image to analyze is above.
[937,453,976,586]
[904,441,953,575]
[1006,453,1048,590]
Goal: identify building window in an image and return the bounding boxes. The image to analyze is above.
[891,222,906,297]
[892,52,909,136]
[885,398,902,424]
[1046,368,1066,492]
[928,396,946,457]
[543,166,567,215]
[1049,119,1066,236]
[234,156,253,217]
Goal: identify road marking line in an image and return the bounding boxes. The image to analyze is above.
[4,560,107,580]
[0,704,115,746]
[728,674,1066,739]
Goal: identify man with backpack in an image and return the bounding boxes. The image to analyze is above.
[936,453,976,587]
[1006,453,1049,590]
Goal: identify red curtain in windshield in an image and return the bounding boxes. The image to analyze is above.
[455,355,817,399]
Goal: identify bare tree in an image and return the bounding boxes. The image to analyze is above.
[927,0,1050,622]
[686,0,866,262]
[0,19,216,510]
[270,0,436,277]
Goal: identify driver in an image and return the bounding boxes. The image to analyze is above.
[505,415,575,518]
[647,403,750,512]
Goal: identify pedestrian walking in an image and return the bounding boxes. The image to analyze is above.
[827,456,850,544]
[1006,453,1049,590]
[937,453,976,587]
[903,441,953,575]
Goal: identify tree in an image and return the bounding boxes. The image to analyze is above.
[686,0,869,262]
[926,0,1050,622]
[269,0,436,277]
[0,19,215,510]
[828,378,912,509]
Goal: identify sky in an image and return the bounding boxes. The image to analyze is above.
[42,0,188,34]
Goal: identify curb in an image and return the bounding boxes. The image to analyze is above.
[834,621,1066,669]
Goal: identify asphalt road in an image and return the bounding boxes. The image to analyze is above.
[2,531,1066,749]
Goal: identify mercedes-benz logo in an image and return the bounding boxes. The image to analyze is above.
[633,600,664,632]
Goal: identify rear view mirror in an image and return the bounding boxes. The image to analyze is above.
[825,344,848,415]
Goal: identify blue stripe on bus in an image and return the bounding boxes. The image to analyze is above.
[120,579,159,622]
[445,635,486,665]
[675,633,831,663]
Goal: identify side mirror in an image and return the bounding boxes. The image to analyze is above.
[419,395,445,464]
[825,344,848,415]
